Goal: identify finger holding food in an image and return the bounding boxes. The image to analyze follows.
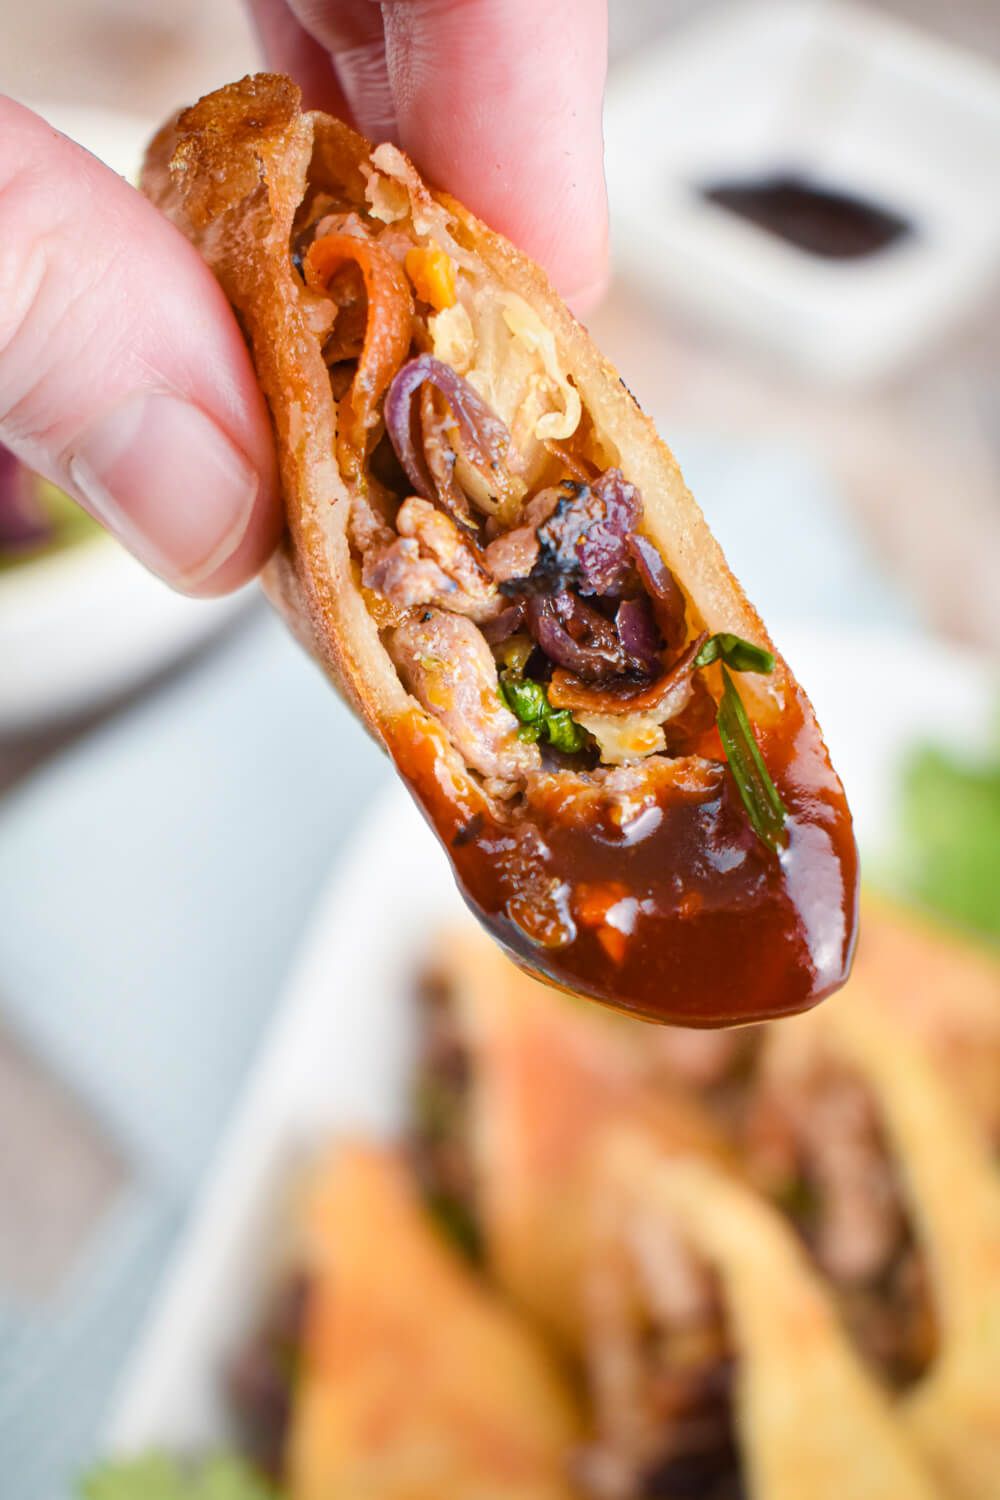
[0,95,279,595]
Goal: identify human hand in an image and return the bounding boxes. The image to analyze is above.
[0,2,607,596]
[0,97,281,594]
[248,0,610,309]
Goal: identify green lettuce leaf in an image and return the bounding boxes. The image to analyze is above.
[80,1454,277,1500]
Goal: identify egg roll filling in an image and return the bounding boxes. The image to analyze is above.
[284,158,859,1026]
[297,201,774,813]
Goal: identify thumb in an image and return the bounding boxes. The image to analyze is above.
[0,97,280,596]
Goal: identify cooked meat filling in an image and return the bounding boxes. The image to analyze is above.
[290,189,785,838]
[580,1220,742,1500]
[280,139,858,1031]
[390,609,541,785]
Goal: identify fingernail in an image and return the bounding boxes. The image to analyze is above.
[69,391,260,591]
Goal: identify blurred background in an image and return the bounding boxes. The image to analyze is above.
[1,2,998,1496]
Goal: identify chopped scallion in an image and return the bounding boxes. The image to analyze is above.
[499,673,586,753]
[694,632,775,675]
[717,666,788,854]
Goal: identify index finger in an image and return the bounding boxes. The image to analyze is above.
[253,0,610,310]
[383,0,609,309]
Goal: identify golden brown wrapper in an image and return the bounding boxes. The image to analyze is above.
[842,894,1000,1135]
[433,925,728,1346]
[602,1137,944,1500]
[142,74,857,1028]
[143,76,396,735]
[816,986,1000,1500]
[288,1142,580,1500]
[748,899,1000,1496]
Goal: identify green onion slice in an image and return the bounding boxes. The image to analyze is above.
[694,632,775,675]
[546,709,586,754]
[717,666,788,854]
[499,673,586,753]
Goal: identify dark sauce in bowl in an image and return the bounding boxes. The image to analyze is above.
[702,173,912,261]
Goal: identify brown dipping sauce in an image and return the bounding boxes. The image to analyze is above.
[389,685,858,1029]
[702,173,912,261]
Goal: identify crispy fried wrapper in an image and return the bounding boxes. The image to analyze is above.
[425,925,729,1347]
[844,894,1000,1134]
[815,984,1000,1500]
[601,1135,944,1500]
[288,1142,580,1500]
[420,909,1000,1495]
[143,75,391,731]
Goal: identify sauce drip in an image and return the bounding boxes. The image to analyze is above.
[388,685,858,1028]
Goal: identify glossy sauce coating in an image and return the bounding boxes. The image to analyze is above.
[389,685,859,1028]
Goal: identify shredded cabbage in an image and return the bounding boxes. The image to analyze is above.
[429,302,476,374]
[575,711,667,765]
[500,294,582,442]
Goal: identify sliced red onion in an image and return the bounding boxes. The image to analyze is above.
[527,592,627,683]
[480,600,527,645]
[0,445,50,552]
[547,632,707,718]
[577,468,642,594]
[615,596,661,675]
[530,467,641,597]
[627,532,687,647]
[384,355,510,506]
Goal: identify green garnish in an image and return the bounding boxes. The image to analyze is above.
[694,632,775,675]
[692,631,785,852]
[499,673,586,753]
[80,1454,276,1500]
[499,675,548,727]
[890,731,1000,942]
[717,665,788,854]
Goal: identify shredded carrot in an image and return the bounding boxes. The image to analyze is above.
[405,245,457,311]
[597,926,628,964]
[575,881,629,928]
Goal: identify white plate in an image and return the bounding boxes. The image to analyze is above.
[107,626,995,1455]
[0,538,251,730]
[605,0,1000,385]
[0,103,249,732]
